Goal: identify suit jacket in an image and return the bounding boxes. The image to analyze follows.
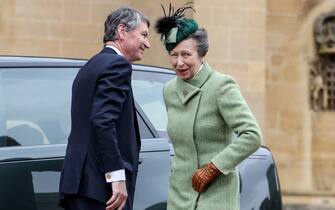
[59,47,140,204]
[163,63,262,210]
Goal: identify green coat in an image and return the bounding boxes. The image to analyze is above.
[163,63,262,210]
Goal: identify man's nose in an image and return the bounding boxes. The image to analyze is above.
[144,39,150,49]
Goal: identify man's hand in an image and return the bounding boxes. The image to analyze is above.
[192,162,222,192]
[106,181,128,210]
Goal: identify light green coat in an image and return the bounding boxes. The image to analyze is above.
[163,63,262,210]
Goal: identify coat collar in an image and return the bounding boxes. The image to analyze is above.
[100,47,118,55]
[175,62,213,104]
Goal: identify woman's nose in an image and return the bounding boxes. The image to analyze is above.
[176,57,184,67]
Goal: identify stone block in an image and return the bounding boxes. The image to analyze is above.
[268,0,304,14]
[267,14,300,36]
[265,111,280,131]
[266,130,300,155]
[13,0,62,21]
[247,62,266,92]
[0,19,10,38]
[279,109,306,134]
[217,62,249,83]
[283,204,335,210]
[267,34,290,51]
[10,38,61,57]
[11,19,49,39]
[61,40,100,59]
[213,8,249,29]
[49,23,100,43]
[312,159,335,192]
[312,132,335,154]
[248,0,266,11]
[63,1,91,23]
[276,161,313,193]
[0,38,13,54]
[0,0,11,19]
[266,84,306,111]
[91,3,123,23]
[243,92,265,127]
[230,29,266,62]
[249,11,266,29]
[312,112,335,132]
[220,0,250,10]
[270,53,285,68]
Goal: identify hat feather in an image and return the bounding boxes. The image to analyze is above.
[155,2,195,40]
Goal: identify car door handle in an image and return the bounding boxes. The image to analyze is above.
[139,158,143,165]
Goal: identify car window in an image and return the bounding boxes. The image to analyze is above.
[136,112,154,139]
[132,70,175,133]
[0,67,165,147]
[0,67,78,147]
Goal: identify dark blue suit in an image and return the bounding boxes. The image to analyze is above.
[59,47,140,210]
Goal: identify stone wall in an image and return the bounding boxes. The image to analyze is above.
[193,0,267,129]
[0,0,181,66]
[265,0,313,194]
[0,0,122,58]
[266,0,335,197]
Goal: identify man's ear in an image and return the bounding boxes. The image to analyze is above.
[116,24,126,41]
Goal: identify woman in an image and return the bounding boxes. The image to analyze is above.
[155,4,262,210]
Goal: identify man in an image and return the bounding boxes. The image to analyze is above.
[59,7,150,210]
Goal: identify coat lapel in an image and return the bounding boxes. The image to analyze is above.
[175,63,213,105]
[176,81,200,105]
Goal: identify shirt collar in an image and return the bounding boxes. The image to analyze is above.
[191,63,204,80]
[105,45,123,56]
[182,62,213,88]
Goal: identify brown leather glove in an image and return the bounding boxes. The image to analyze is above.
[192,162,222,192]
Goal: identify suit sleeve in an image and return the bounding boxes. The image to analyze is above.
[91,57,132,173]
[211,76,262,174]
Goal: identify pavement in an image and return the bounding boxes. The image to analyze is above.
[283,195,335,210]
[284,205,335,210]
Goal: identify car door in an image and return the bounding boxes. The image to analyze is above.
[0,66,77,210]
[132,67,176,210]
[0,65,171,210]
[133,104,170,210]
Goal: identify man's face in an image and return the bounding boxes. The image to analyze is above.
[122,22,150,62]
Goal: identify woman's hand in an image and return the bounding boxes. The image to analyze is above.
[192,162,222,192]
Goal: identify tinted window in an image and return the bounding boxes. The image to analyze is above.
[132,70,175,133]
[0,67,172,147]
[0,67,78,147]
[136,112,154,139]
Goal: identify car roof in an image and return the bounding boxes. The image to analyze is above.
[0,56,174,74]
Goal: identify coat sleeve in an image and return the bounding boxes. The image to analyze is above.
[90,57,132,173]
[211,75,262,174]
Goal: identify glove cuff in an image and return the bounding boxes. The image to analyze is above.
[208,162,222,177]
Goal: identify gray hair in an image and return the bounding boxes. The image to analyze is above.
[188,28,209,57]
[103,7,150,43]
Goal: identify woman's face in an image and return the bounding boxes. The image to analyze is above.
[169,38,204,80]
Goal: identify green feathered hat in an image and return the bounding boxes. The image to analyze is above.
[155,3,198,51]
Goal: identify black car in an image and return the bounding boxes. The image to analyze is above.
[0,56,282,210]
